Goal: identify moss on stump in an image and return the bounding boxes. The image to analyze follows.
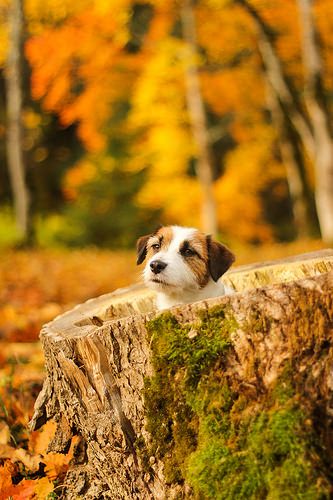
[143,277,333,499]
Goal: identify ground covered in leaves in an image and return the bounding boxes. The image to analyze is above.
[0,241,326,498]
[0,249,137,499]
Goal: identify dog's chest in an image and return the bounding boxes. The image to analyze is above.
[155,279,227,310]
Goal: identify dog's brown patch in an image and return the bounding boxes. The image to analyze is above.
[146,226,174,260]
[181,232,210,288]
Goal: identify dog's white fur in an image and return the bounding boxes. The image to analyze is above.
[137,225,235,310]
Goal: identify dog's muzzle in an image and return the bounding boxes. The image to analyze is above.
[150,260,167,274]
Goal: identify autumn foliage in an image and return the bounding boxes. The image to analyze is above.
[0,249,137,497]
[0,419,79,499]
[1,0,332,246]
[22,2,333,238]
[1,0,333,494]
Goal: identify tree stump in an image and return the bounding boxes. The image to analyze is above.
[31,250,333,499]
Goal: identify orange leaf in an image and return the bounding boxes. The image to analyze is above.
[0,460,15,491]
[43,452,69,481]
[0,443,15,460]
[0,479,35,500]
[66,434,80,462]
[29,419,57,456]
[42,435,80,481]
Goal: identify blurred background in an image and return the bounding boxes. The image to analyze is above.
[2,0,333,250]
[0,0,332,493]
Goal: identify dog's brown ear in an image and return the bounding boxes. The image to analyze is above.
[136,234,151,265]
[206,236,235,282]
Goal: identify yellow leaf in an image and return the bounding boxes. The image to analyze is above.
[34,477,54,499]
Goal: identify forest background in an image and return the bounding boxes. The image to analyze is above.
[0,0,332,497]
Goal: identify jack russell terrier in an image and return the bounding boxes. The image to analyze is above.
[136,225,235,310]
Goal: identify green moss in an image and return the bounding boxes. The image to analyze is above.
[147,306,235,390]
[188,398,330,499]
[143,306,332,498]
[144,306,236,483]
[270,362,296,404]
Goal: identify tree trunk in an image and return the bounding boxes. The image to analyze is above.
[297,0,333,243]
[236,0,315,155]
[237,0,333,243]
[30,250,333,498]
[264,74,317,237]
[180,0,218,236]
[5,0,30,239]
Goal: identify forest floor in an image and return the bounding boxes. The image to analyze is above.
[0,240,328,498]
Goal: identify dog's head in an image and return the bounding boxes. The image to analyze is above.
[136,225,235,294]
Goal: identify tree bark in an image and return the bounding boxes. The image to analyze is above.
[30,250,333,498]
[180,0,218,236]
[5,0,30,239]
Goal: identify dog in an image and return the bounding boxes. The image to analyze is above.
[136,225,235,310]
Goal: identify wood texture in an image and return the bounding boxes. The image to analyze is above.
[31,250,333,498]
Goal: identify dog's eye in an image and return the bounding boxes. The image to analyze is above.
[181,248,196,257]
[151,243,160,250]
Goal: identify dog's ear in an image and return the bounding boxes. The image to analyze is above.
[206,235,235,282]
[136,234,151,265]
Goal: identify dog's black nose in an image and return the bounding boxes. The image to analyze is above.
[150,260,167,274]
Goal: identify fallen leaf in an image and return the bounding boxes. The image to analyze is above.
[0,443,15,459]
[0,460,15,491]
[0,422,11,445]
[0,478,35,500]
[43,452,69,481]
[67,434,81,461]
[34,476,54,499]
[43,435,81,480]
[13,447,41,473]
[29,419,57,456]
